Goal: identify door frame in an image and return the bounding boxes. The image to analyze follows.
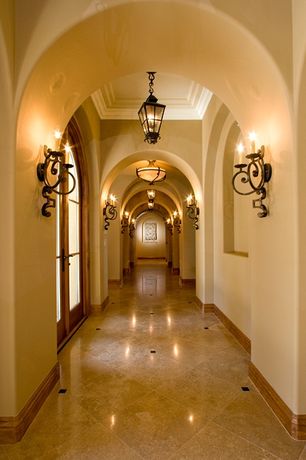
[57,116,90,351]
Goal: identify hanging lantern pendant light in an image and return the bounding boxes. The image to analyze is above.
[138,72,166,144]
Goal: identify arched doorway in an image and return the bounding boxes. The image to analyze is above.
[56,118,89,348]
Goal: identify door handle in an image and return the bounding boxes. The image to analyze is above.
[61,250,75,271]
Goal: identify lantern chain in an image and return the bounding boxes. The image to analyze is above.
[147,71,156,95]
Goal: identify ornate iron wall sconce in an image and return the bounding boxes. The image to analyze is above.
[129,219,136,238]
[103,194,117,230]
[121,211,129,234]
[166,217,173,235]
[186,194,200,230]
[232,137,272,218]
[173,211,181,233]
[37,144,76,217]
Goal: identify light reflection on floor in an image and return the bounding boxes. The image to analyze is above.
[1,260,305,459]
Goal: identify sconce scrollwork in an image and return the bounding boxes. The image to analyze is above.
[37,145,76,217]
[232,145,272,218]
[121,212,129,234]
[186,195,199,230]
[173,211,181,233]
[129,220,136,238]
[103,196,117,230]
[166,218,173,235]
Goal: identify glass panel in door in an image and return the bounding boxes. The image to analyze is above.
[56,140,84,347]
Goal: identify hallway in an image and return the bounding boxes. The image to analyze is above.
[1,261,305,459]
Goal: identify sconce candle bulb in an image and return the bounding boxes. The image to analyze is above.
[248,131,257,152]
[236,142,245,165]
[54,129,62,140]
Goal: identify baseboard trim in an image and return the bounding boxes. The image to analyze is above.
[0,362,60,444]
[90,296,109,314]
[137,257,166,260]
[204,303,215,313]
[108,279,121,286]
[195,300,306,439]
[195,296,204,308]
[101,295,109,311]
[194,299,251,353]
[249,362,306,440]
[213,304,251,353]
[179,278,195,286]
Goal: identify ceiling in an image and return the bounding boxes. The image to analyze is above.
[91,72,212,120]
[93,73,205,206]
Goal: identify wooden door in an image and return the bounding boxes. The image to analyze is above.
[56,125,87,348]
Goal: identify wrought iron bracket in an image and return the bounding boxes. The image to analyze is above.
[103,202,117,230]
[232,145,272,218]
[37,145,76,217]
[186,204,200,229]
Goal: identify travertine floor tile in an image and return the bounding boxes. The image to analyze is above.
[173,421,280,459]
[299,446,306,459]
[111,390,205,459]
[1,261,305,459]
[214,391,305,459]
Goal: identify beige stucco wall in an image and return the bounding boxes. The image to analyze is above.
[180,217,196,280]
[293,0,306,413]
[0,0,16,416]
[75,102,104,307]
[136,213,166,259]
[213,113,251,339]
[1,0,306,422]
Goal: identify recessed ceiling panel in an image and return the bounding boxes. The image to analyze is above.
[91,72,212,120]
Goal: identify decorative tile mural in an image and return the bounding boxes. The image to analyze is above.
[143,222,157,241]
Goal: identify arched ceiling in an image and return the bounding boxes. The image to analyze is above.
[16,0,291,106]
[16,0,292,216]
[18,0,289,133]
[130,202,172,222]
[109,160,192,213]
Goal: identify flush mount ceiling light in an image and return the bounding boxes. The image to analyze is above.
[138,71,166,144]
[136,160,166,185]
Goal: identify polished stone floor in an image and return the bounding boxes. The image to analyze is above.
[1,261,306,459]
